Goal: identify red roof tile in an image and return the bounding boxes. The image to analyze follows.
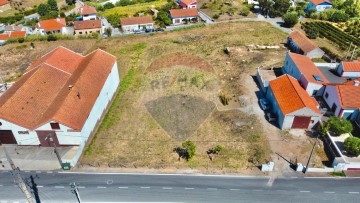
[0,46,117,130]
[337,84,360,108]
[288,52,329,84]
[9,31,26,38]
[269,74,320,115]
[181,0,196,5]
[39,18,66,32]
[74,20,101,30]
[0,33,9,40]
[170,8,198,18]
[0,0,9,6]
[78,5,97,15]
[342,61,360,72]
[311,0,332,5]
[120,16,153,26]
[288,30,319,53]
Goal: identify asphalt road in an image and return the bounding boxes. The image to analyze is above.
[0,171,359,202]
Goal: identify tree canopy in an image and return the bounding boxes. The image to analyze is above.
[283,12,298,27]
[344,136,360,156]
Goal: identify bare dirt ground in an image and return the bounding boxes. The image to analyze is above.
[0,39,97,82]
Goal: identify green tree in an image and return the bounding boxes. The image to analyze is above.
[258,0,274,17]
[326,116,353,135]
[270,0,291,17]
[47,34,57,41]
[156,11,171,27]
[103,2,115,10]
[342,0,360,18]
[282,12,298,28]
[66,0,76,6]
[240,6,250,16]
[305,26,319,39]
[37,3,50,16]
[47,0,58,12]
[104,27,112,37]
[344,136,360,156]
[182,141,196,160]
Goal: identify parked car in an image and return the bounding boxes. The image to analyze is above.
[259,98,270,111]
[145,28,154,33]
[155,27,164,32]
[134,30,145,34]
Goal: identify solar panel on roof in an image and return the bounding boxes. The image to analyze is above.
[313,74,323,82]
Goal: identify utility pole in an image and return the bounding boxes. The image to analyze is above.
[28,175,41,203]
[46,134,63,168]
[344,42,353,60]
[3,147,34,203]
[350,46,357,61]
[303,134,320,174]
[71,182,82,203]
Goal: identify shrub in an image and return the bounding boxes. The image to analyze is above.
[240,6,250,16]
[282,12,298,28]
[326,116,353,135]
[182,141,196,160]
[344,136,360,156]
[103,2,115,10]
[305,26,319,39]
[104,27,112,37]
[214,145,224,153]
[30,42,35,48]
[47,34,57,41]
[17,38,25,43]
[213,14,220,19]
[219,93,230,105]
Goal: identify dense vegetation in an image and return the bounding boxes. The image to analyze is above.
[319,116,353,136]
[337,20,360,38]
[344,136,360,156]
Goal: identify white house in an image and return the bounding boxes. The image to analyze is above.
[322,81,360,119]
[287,30,324,59]
[169,8,199,25]
[282,52,329,96]
[336,61,360,78]
[78,5,97,21]
[266,74,321,129]
[306,0,333,12]
[0,31,26,45]
[0,46,119,146]
[37,18,67,35]
[24,13,40,21]
[120,16,154,33]
[177,0,197,9]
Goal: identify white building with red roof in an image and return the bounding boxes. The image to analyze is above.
[0,31,26,45]
[177,0,197,9]
[169,8,199,25]
[0,46,119,158]
[306,0,332,12]
[120,16,154,33]
[266,74,321,129]
[78,5,97,21]
[37,18,67,35]
[287,30,324,59]
[336,61,360,78]
[282,52,329,96]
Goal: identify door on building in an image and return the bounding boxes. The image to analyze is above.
[291,116,311,129]
[36,131,60,147]
[0,130,17,144]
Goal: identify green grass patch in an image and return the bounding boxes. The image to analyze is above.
[172,24,206,32]
[330,171,346,177]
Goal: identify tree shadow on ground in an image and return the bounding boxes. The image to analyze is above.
[173,147,190,161]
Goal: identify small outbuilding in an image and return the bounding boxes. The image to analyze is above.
[287,30,324,59]
[120,16,154,33]
[336,61,360,78]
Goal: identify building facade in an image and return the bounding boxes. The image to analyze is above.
[306,0,333,12]
[287,30,324,59]
[120,16,154,33]
[169,8,199,25]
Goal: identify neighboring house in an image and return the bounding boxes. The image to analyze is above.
[78,5,97,21]
[0,0,11,11]
[120,16,154,33]
[0,46,119,146]
[24,13,40,21]
[177,0,197,9]
[306,0,333,12]
[37,18,67,35]
[0,31,26,45]
[4,25,26,33]
[0,23,5,32]
[282,52,329,96]
[336,61,360,78]
[287,30,324,59]
[247,0,259,4]
[74,20,102,35]
[266,74,321,129]
[169,8,199,25]
[322,81,360,119]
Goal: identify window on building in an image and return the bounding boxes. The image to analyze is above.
[50,123,60,130]
[311,120,315,124]
[325,92,329,99]
[79,32,82,34]
[18,131,29,134]
[175,19,180,23]
[312,90,318,96]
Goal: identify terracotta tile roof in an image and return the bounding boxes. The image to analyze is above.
[9,31,26,38]
[342,61,360,72]
[170,8,198,18]
[336,84,360,108]
[311,0,332,5]
[288,30,319,53]
[0,46,117,130]
[288,52,329,84]
[0,0,9,6]
[0,33,9,40]
[78,5,97,15]
[181,0,196,5]
[74,20,101,30]
[120,16,153,26]
[5,25,23,32]
[269,74,320,115]
[39,18,66,32]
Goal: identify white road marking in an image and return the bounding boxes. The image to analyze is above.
[118,187,128,189]
[207,188,217,190]
[46,171,53,174]
[78,186,86,189]
[162,187,172,190]
[267,177,275,187]
[253,189,263,192]
[24,171,30,173]
[290,177,298,179]
[300,191,310,193]
[97,186,106,189]
[349,192,359,194]
[276,190,286,192]
[230,189,240,191]
[54,186,65,189]
[141,187,150,189]
[37,186,44,188]
[324,191,335,194]
[184,188,194,190]
[36,171,41,173]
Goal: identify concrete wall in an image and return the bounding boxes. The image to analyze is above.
[75,28,102,35]
[314,63,339,69]
[285,108,321,129]
[121,23,153,33]
[256,69,268,93]
[322,85,342,116]
[306,48,324,59]
[83,14,97,21]
[337,62,360,77]
[172,17,198,25]
[300,75,323,96]
[0,119,40,145]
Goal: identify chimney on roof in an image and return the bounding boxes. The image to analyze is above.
[56,18,60,22]
[77,89,81,99]
[354,80,360,86]
[68,84,73,90]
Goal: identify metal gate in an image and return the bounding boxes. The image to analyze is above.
[0,130,17,144]
[291,116,311,129]
[36,131,60,147]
